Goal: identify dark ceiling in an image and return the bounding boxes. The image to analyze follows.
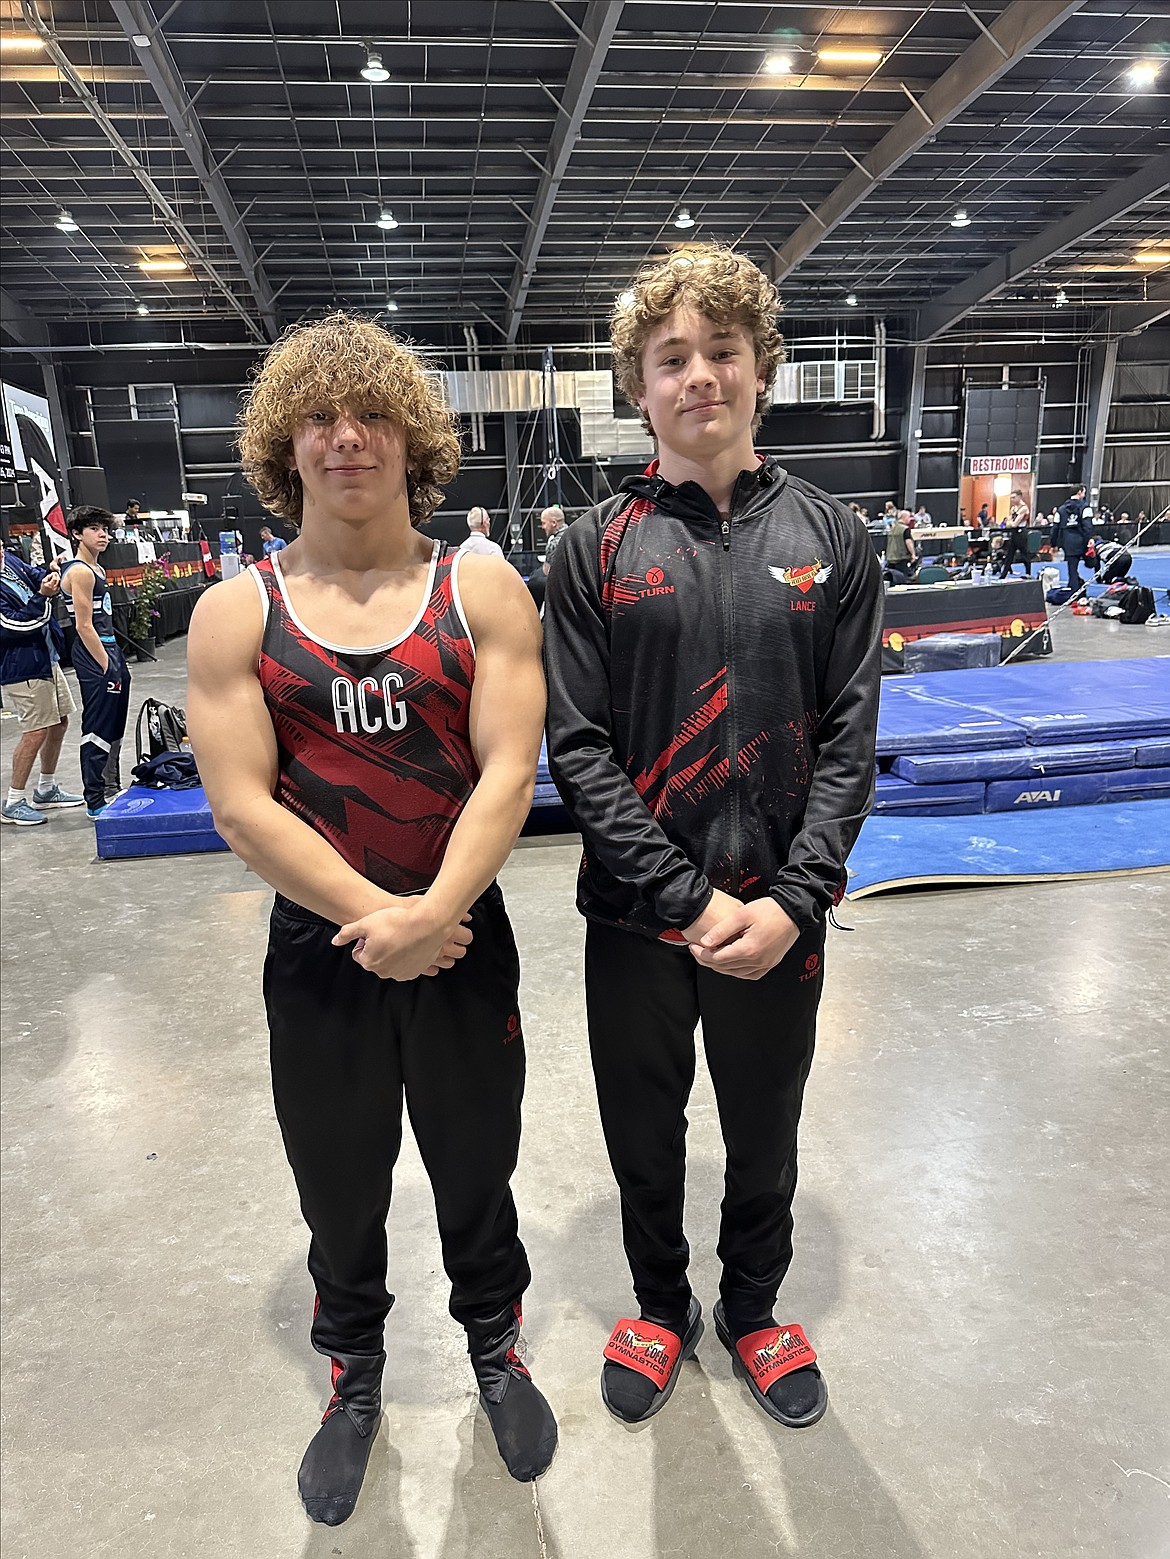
[2,0,1168,355]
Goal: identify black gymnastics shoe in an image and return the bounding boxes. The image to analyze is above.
[297,1351,384,1526]
[469,1303,558,1481]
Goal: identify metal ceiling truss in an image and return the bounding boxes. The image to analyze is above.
[916,153,1170,341]
[504,0,624,344]
[772,0,1088,282]
[107,0,279,339]
[2,1,1167,346]
[17,0,268,344]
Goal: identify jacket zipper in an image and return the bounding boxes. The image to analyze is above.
[719,514,739,893]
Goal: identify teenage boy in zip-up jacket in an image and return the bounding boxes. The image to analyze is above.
[544,244,882,1430]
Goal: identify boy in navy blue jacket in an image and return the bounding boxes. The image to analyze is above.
[544,244,882,1431]
[0,547,83,824]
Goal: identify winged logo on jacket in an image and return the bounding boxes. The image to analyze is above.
[769,560,833,595]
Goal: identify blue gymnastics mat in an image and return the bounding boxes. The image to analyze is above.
[983,767,1170,813]
[877,681,1026,755]
[873,774,986,816]
[909,658,1170,744]
[845,800,1170,898]
[891,740,1138,783]
[842,798,1170,897]
[877,657,1170,754]
[95,785,229,859]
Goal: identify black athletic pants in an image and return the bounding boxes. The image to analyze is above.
[1000,533,1031,575]
[265,882,531,1361]
[1065,551,1084,590]
[71,639,130,810]
[585,917,825,1330]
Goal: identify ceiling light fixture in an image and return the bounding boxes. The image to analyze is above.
[55,208,79,233]
[384,300,399,312]
[1127,61,1159,89]
[0,35,46,52]
[951,207,971,227]
[361,50,390,83]
[818,47,884,66]
[846,293,859,306]
[131,33,152,47]
[138,258,189,272]
[1054,288,1068,308]
[763,53,793,74]
[136,302,150,315]
[1134,249,1170,266]
[674,208,695,230]
[376,208,399,230]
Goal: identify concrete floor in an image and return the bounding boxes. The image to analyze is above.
[2,609,1168,1559]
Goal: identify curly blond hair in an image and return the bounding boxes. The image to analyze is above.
[610,244,785,436]
[237,312,460,527]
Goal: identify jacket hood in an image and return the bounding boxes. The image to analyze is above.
[619,455,789,525]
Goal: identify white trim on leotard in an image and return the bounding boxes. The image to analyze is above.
[247,562,270,630]
[268,541,440,654]
[448,545,477,661]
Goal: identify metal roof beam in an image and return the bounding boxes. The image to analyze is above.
[916,153,1170,341]
[504,0,623,344]
[1,287,51,355]
[17,0,268,346]
[108,0,279,339]
[1103,275,1170,336]
[773,0,1086,284]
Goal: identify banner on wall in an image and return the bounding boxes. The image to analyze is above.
[2,381,69,559]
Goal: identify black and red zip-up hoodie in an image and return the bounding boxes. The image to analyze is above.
[543,456,883,939]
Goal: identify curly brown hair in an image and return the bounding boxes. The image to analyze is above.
[610,244,785,435]
[237,311,460,527]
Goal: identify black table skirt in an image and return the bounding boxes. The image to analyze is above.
[110,585,205,646]
[882,578,1051,673]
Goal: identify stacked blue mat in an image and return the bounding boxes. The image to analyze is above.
[873,657,1170,816]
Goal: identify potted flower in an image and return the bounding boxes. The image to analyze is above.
[128,561,168,660]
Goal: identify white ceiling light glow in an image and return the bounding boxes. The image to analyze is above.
[674,208,695,230]
[362,50,390,83]
[846,293,858,306]
[951,208,971,227]
[55,208,79,233]
[376,209,399,230]
[763,54,793,74]
[819,47,884,66]
[1127,61,1158,89]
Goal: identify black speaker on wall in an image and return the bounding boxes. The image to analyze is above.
[66,466,111,509]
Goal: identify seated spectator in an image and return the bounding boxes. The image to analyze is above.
[913,503,932,528]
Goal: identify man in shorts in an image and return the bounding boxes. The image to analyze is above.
[544,244,882,1431]
[187,312,555,1526]
[0,546,83,823]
